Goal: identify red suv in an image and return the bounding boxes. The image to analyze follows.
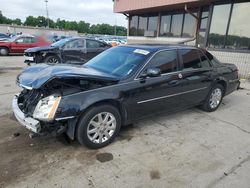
[0,35,51,56]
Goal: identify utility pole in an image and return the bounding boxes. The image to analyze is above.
[114,15,117,37]
[45,0,49,28]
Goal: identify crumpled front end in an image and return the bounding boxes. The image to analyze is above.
[12,89,67,136]
[13,64,119,138]
[12,94,41,133]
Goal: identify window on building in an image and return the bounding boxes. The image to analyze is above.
[147,50,177,74]
[208,4,231,48]
[148,16,158,33]
[129,16,138,36]
[226,2,250,50]
[138,16,148,36]
[200,11,209,30]
[198,32,206,47]
[170,14,183,37]
[198,8,209,47]
[160,15,171,37]
[182,12,197,38]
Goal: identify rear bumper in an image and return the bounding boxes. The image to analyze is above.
[12,94,41,133]
[225,79,240,95]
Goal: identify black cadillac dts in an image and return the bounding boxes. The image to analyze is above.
[13,45,240,148]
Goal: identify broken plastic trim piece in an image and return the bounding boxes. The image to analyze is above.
[19,84,32,90]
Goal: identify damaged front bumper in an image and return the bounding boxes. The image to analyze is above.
[12,94,41,133]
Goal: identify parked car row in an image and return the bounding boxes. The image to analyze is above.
[0,33,112,65]
[0,33,11,41]
[88,36,127,47]
[24,37,111,64]
[12,44,240,148]
[0,35,51,56]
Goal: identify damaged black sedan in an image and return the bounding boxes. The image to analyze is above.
[24,37,110,64]
[13,45,240,148]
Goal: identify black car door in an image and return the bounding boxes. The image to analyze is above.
[178,49,213,107]
[62,39,87,63]
[86,39,108,60]
[125,49,183,121]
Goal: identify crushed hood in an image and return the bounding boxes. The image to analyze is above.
[17,64,119,89]
[24,45,58,53]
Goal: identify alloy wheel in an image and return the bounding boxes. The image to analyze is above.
[209,88,222,109]
[87,112,117,144]
[47,57,59,64]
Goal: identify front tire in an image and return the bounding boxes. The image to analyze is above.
[76,104,121,149]
[201,84,224,112]
[44,55,61,64]
[0,47,9,56]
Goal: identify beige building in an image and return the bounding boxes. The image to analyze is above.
[113,0,250,78]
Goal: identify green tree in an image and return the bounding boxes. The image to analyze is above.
[78,21,90,33]
[37,16,47,27]
[56,18,66,29]
[0,12,127,36]
[65,21,78,30]
[12,18,22,25]
[24,16,38,26]
[116,26,127,36]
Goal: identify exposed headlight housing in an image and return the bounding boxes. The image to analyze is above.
[33,95,61,121]
[41,52,47,57]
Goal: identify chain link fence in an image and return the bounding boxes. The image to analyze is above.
[210,50,250,79]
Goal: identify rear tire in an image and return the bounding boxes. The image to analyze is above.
[44,55,61,64]
[76,104,121,149]
[201,84,224,112]
[0,47,9,56]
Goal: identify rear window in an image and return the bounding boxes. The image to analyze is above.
[180,49,211,70]
[205,50,222,68]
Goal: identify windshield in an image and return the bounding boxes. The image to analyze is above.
[85,46,151,78]
[9,35,19,42]
[51,38,70,47]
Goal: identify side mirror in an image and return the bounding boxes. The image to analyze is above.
[140,67,161,79]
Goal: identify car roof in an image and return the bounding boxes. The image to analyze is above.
[124,44,199,52]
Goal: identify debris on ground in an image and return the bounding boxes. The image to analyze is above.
[13,132,20,137]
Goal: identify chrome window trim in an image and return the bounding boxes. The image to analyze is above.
[134,47,212,81]
[137,87,208,104]
[55,116,75,121]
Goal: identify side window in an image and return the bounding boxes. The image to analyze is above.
[15,37,25,43]
[86,40,103,48]
[210,58,221,68]
[197,50,211,68]
[180,49,210,70]
[64,39,84,49]
[24,37,36,43]
[205,51,221,68]
[146,50,178,74]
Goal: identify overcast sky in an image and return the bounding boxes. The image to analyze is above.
[0,0,127,27]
